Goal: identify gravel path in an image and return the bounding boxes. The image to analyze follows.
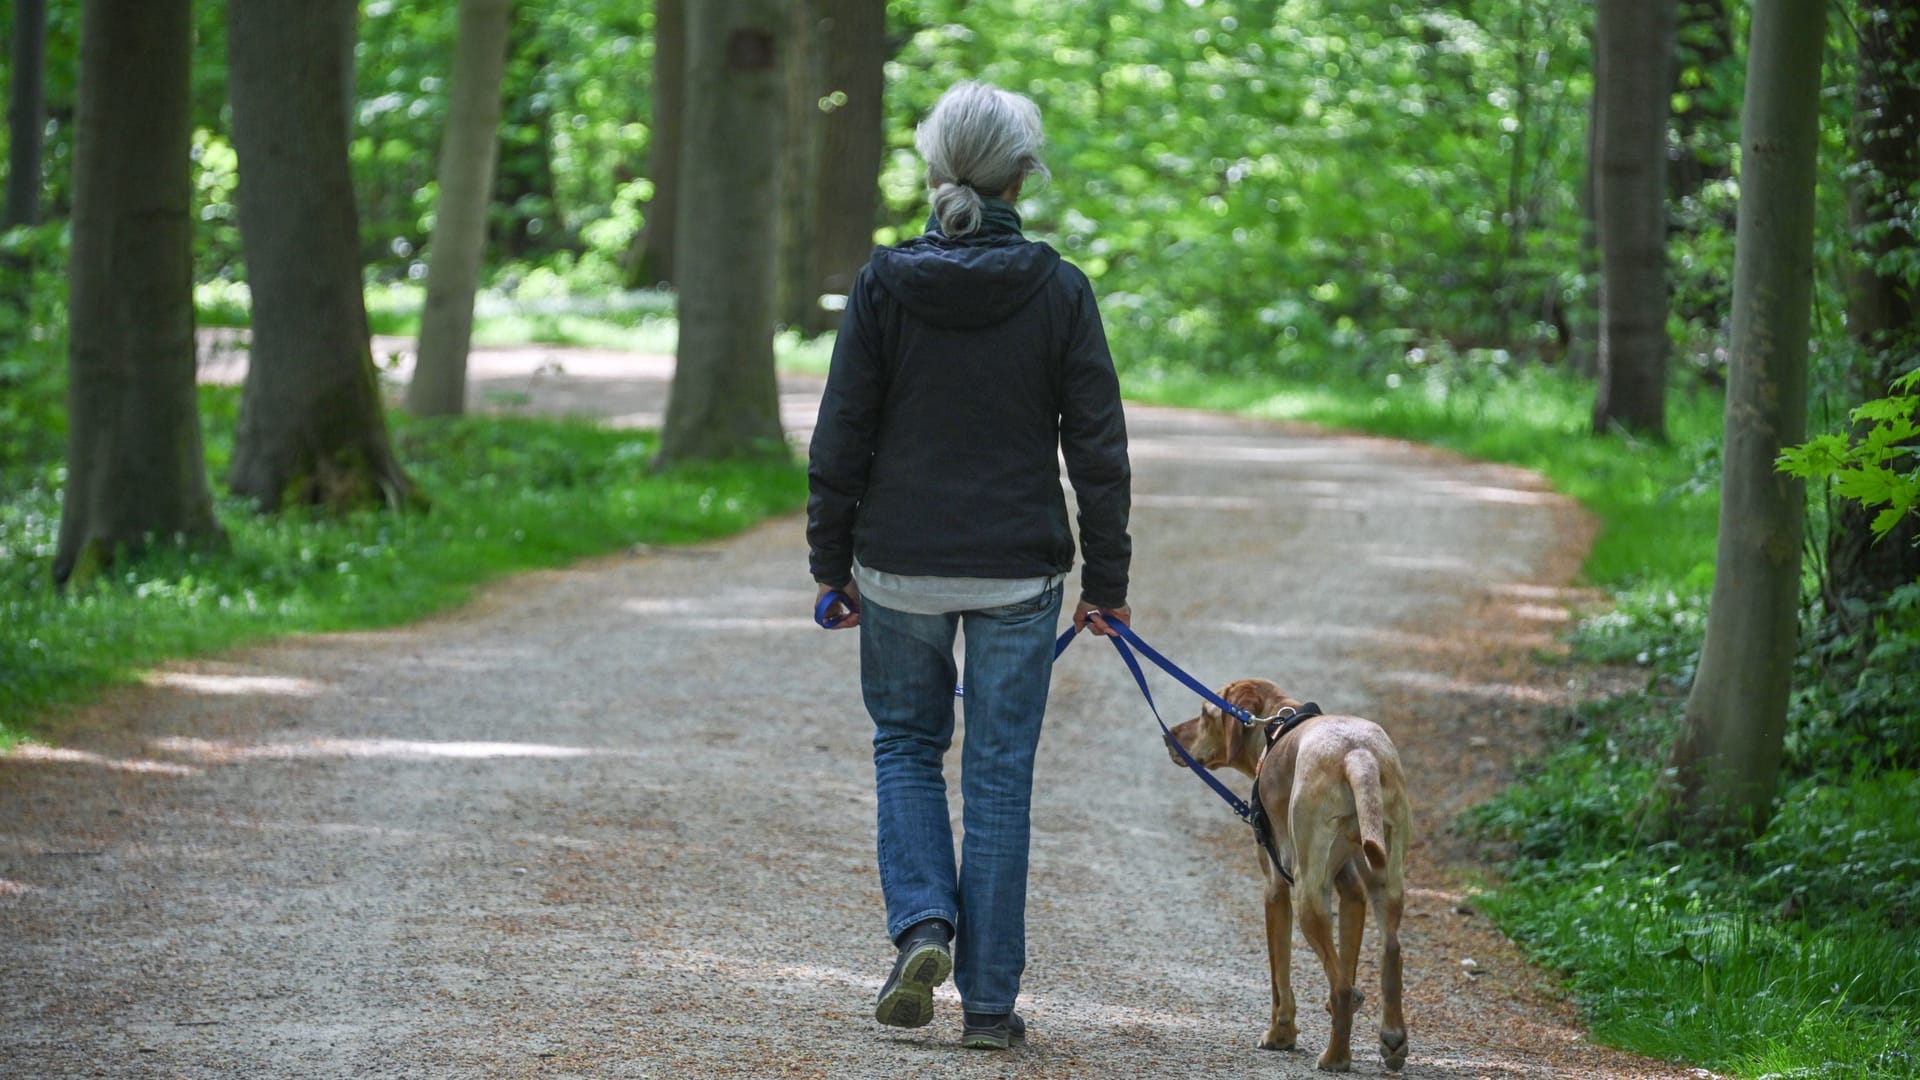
[2,343,1706,1078]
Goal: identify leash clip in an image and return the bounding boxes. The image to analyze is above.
[1253,705,1297,727]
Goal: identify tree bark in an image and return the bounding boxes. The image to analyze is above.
[226,0,414,514]
[1825,0,1920,646]
[774,0,824,331]
[806,0,888,334]
[1663,0,1824,841]
[624,0,684,289]
[54,0,223,586]
[1591,0,1676,438]
[657,0,787,467]
[5,0,48,228]
[408,0,514,419]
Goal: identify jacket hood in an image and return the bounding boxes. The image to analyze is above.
[868,205,1061,330]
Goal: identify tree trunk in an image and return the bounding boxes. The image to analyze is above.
[5,0,48,228]
[337,0,358,141]
[624,0,684,289]
[657,0,787,467]
[806,0,887,334]
[226,0,414,514]
[774,0,824,331]
[1591,0,1676,438]
[1568,90,1601,378]
[1824,0,1920,646]
[408,0,515,419]
[54,0,223,586]
[1663,0,1824,841]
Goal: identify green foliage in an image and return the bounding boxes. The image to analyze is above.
[347,0,654,279]
[883,0,1594,377]
[0,223,70,475]
[1779,368,1920,540]
[1790,580,1920,773]
[1465,695,1920,1077]
[0,385,807,740]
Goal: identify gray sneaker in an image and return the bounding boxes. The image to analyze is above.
[960,1010,1027,1050]
[873,923,952,1029]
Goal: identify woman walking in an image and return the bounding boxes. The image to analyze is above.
[807,80,1133,1050]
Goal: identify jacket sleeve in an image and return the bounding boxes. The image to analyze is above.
[806,267,886,586]
[1058,272,1132,608]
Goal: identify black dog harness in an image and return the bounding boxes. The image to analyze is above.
[1247,703,1322,885]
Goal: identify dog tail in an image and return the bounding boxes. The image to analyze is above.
[1344,749,1389,871]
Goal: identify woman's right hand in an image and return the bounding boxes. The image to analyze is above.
[1074,600,1130,637]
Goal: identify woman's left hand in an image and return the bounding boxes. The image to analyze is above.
[816,582,862,629]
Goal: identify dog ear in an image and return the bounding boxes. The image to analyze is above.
[1223,680,1264,717]
[1207,693,1250,766]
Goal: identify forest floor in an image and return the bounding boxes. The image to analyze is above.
[1,340,1711,1078]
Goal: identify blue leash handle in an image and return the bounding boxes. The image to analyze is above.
[814,588,860,628]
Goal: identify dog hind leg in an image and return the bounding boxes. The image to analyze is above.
[1372,822,1409,1071]
[1297,885,1353,1072]
[1334,862,1367,1013]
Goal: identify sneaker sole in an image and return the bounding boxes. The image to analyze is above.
[960,1029,1011,1051]
[960,1016,1024,1050]
[873,942,951,1029]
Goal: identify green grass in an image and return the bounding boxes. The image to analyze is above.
[1,384,806,742]
[1479,844,1920,1077]
[1467,729,1920,1078]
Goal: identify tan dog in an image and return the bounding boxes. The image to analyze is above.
[1168,678,1410,1072]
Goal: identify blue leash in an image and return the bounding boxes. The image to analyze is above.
[814,588,1077,696]
[1093,617,1259,822]
[1097,618,1318,883]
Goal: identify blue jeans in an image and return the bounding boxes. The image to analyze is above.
[860,584,1064,1015]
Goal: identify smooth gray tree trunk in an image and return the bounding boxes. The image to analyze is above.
[657,0,787,466]
[226,0,414,513]
[408,0,514,418]
[54,0,223,586]
[1591,0,1676,438]
[5,0,47,228]
[775,0,824,331]
[1665,0,1825,840]
[807,0,887,334]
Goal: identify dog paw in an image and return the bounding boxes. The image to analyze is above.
[1381,1028,1408,1071]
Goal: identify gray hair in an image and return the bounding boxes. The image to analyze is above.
[914,81,1048,237]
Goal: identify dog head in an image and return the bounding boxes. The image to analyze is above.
[1165,678,1299,778]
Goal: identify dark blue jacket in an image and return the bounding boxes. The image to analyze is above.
[806,203,1132,607]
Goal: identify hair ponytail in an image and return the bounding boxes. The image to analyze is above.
[914,82,1048,238]
[930,181,985,238]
